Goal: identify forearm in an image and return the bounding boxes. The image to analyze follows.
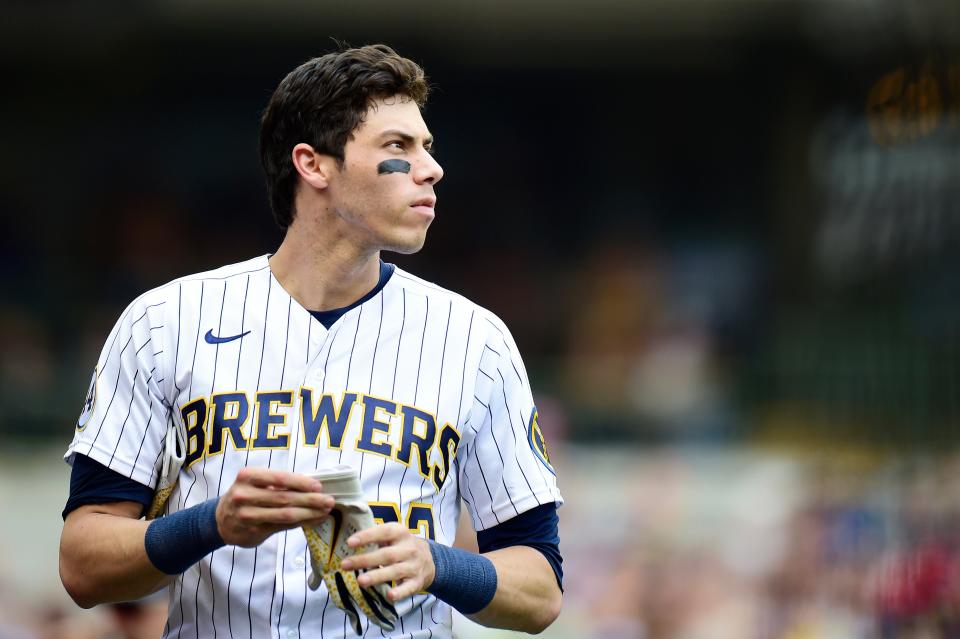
[59,504,171,608]
[467,546,562,634]
[60,468,333,609]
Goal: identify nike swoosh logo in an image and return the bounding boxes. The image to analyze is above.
[204,329,251,344]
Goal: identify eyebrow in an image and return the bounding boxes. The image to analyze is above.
[379,129,434,146]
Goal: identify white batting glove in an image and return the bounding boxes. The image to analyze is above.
[301,465,398,635]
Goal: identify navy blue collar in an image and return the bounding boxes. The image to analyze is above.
[308,261,395,329]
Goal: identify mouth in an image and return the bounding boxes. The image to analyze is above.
[410,196,436,209]
[410,197,436,220]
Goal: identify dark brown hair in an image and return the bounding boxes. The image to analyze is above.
[259,44,429,229]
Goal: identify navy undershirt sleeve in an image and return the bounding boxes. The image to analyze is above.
[62,454,154,520]
[476,502,563,590]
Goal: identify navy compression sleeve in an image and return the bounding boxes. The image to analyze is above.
[476,502,563,590]
[63,454,154,520]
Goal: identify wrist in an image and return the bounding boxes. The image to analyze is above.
[144,497,226,575]
[425,540,497,615]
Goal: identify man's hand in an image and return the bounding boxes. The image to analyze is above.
[216,467,335,547]
[340,523,435,603]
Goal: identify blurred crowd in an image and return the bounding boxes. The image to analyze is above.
[0,593,167,639]
[554,449,960,639]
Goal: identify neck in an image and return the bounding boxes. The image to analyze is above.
[269,216,381,312]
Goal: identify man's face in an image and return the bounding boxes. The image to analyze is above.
[327,95,443,254]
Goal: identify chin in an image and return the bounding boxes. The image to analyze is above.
[382,231,428,255]
[386,241,426,255]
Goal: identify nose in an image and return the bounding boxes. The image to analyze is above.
[414,149,444,185]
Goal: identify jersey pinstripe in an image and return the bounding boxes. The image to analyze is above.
[65,254,563,639]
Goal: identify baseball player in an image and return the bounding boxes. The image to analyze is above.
[60,44,563,638]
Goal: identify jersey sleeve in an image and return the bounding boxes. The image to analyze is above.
[64,294,172,490]
[458,316,563,532]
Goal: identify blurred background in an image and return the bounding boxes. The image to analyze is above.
[2,0,960,637]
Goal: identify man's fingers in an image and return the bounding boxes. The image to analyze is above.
[237,467,324,492]
[238,505,332,526]
[385,578,423,602]
[238,488,333,511]
[341,545,404,572]
[358,568,422,603]
[355,564,410,589]
[347,522,406,548]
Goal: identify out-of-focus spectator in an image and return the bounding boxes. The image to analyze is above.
[0,306,57,432]
[562,242,668,415]
[559,238,736,439]
[102,594,168,639]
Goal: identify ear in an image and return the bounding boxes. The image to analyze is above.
[291,143,336,190]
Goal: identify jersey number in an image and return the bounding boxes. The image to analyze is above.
[368,501,435,540]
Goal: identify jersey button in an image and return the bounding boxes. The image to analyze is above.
[294,556,305,568]
[309,369,325,384]
[287,630,297,639]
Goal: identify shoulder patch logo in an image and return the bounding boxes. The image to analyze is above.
[527,407,555,475]
[77,368,97,431]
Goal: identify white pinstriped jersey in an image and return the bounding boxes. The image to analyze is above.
[65,254,563,639]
